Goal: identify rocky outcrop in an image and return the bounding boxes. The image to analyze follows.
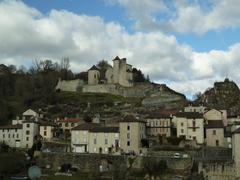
[200,78,240,115]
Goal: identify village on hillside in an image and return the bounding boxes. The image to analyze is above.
[1,57,240,179]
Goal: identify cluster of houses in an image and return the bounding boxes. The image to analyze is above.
[1,102,240,159]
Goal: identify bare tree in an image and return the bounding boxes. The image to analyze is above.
[96,60,111,80]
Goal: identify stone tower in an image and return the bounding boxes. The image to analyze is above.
[88,65,100,85]
[112,56,133,87]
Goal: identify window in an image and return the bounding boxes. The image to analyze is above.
[181,129,184,133]
[193,136,196,140]
[150,121,154,127]
[192,120,196,127]
[83,137,87,142]
[127,133,131,139]
[115,133,118,138]
[12,134,14,138]
[164,121,167,127]
[227,137,231,142]
[193,128,196,132]
[75,131,79,135]
[59,123,62,127]
[93,147,97,152]
[94,139,97,144]
[26,130,30,135]
[17,134,19,138]
[105,133,108,137]
[127,126,131,130]
[83,131,87,135]
[94,133,97,137]
[44,131,47,136]
[127,141,131,146]
[15,129,17,132]
[3,134,5,138]
[216,140,219,146]
[2,129,4,132]
[104,147,108,152]
[26,137,29,141]
[71,123,74,127]
[65,123,68,127]
[181,123,183,126]
[104,139,108,145]
[213,130,216,135]
[27,124,30,128]
[8,134,10,138]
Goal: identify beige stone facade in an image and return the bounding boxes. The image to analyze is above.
[146,111,172,137]
[119,115,147,155]
[175,112,204,144]
[22,118,43,148]
[0,124,22,147]
[205,120,224,147]
[71,123,119,154]
[232,128,240,177]
[184,102,206,113]
[39,122,59,141]
[57,118,84,134]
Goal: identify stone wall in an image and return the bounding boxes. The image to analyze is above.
[55,79,85,92]
[36,152,192,172]
[199,161,236,180]
[203,147,232,158]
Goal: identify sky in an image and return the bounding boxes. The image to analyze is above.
[1,0,240,100]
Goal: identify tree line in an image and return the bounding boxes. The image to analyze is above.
[0,58,150,125]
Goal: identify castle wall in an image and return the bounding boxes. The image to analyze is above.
[55,79,84,92]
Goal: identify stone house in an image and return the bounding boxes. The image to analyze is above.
[12,108,44,125]
[204,108,226,147]
[71,123,119,154]
[175,112,204,144]
[57,118,84,134]
[0,124,22,147]
[118,114,147,155]
[23,109,44,118]
[39,122,59,141]
[184,101,206,113]
[146,111,172,138]
[22,117,45,148]
[88,126,119,154]
[205,120,224,147]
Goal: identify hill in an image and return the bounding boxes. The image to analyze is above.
[199,78,240,115]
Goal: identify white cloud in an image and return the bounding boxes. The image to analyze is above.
[1,0,240,99]
[114,0,240,34]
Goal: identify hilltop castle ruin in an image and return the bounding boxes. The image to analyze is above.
[88,56,133,87]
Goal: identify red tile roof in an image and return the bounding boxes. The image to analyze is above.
[57,118,82,123]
